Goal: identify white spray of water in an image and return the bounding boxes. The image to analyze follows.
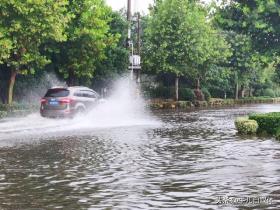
[81,77,151,127]
[21,72,67,104]
[0,76,159,141]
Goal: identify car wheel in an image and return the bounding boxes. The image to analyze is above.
[76,106,86,116]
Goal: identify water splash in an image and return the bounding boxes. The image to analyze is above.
[0,76,159,142]
[18,72,67,104]
[81,76,152,127]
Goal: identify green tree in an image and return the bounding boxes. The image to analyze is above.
[93,10,128,88]
[54,0,118,86]
[205,65,233,98]
[215,1,274,98]
[143,0,230,100]
[0,29,12,64]
[0,0,70,104]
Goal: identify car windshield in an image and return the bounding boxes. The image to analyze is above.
[45,89,69,97]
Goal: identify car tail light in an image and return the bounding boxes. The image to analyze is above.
[40,98,47,104]
[59,98,74,104]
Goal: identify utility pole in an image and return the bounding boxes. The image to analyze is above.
[137,12,141,55]
[127,0,141,83]
[127,0,133,80]
[127,0,132,41]
[136,12,141,83]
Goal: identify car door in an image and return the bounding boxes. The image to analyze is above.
[81,90,97,109]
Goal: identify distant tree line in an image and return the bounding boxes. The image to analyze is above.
[1,0,280,104]
[0,0,128,104]
[142,0,280,101]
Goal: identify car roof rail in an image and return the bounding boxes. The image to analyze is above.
[51,86,67,89]
[69,86,90,89]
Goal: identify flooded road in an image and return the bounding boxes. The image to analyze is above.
[0,104,280,209]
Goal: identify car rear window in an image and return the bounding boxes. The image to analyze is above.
[45,89,70,97]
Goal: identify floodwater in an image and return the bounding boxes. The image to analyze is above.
[0,104,280,209]
[0,80,280,209]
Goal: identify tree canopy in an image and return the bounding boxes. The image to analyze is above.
[53,0,118,85]
[143,0,231,99]
[0,0,71,103]
[1,0,280,104]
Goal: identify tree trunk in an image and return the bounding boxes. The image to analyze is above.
[235,73,239,100]
[67,68,75,86]
[249,88,253,97]
[240,85,245,98]
[196,78,200,89]
[8,70,17,105]
[0,91,1,104]
[175,76,179,101]
[194,77,204,101]
[235,80,239,100]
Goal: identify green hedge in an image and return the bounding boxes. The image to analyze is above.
[202,88,211,101]
[235,117,258,135]
[144,86,195,101]
[0,103,38,112]
[179,88,195,101]
[249,112,280,135]
[0,103,38,119]
[262,88,275,98]
[176,101,193,108]
[0,111,7,119]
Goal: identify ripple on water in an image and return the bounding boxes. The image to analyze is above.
[0,104,280,209]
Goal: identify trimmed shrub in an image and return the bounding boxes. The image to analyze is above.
[0,111,7,119]
[262,88,275,98]
[194,101,208,107]
[0,103,38,112]
[223,99,235,105]
[235,117,258,135]
[149,102,164,109]
[274,89,280,97]
[0,104,9,111]
[178,88,195,101]
[144,86,195,101]
[275,127,280,140]
[202,88,211,101]
[209,98,224,106]
[145,86,172,99]
[176,101,193,109]
[249,112,280,135]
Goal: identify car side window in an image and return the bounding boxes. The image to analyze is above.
[83,91,90,98]
[76,90,94,98]
[86,91,96,98]
[74,90,98,98]
[74,91,83,97]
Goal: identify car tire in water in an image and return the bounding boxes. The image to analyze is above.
[75,106,86,116]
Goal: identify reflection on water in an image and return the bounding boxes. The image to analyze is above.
[0,104,280,209]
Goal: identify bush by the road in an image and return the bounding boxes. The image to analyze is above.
[249,112,280,135]
[179,88,195,101]
[0,103,38,112]
[176,101,193,108]
[144,86,196,101]
[0,103,38,119]
[0,111,7,119]
[202,88,211,101]
[235,117,258,135]
[275,127,280,140]
[262,88,276,98]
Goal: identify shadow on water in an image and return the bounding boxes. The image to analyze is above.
[1,85,280,209]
